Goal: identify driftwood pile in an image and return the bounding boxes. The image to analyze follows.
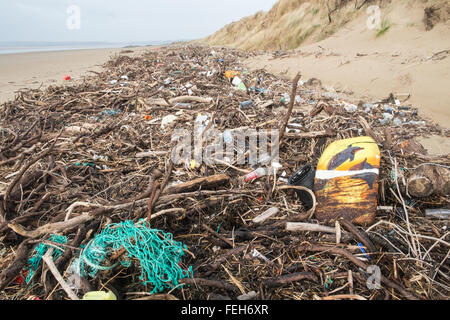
[0,45,449,300]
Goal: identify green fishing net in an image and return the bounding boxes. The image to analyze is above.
[25,234,67,284]
[72,219,192,294]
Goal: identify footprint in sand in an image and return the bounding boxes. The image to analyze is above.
[398,73,413,86]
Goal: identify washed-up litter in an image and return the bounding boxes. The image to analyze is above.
[0,45,448,301]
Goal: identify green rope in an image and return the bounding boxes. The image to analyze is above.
[25,234,67,284]
[73,219,192,294]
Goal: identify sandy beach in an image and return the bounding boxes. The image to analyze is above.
[0,46,151,104]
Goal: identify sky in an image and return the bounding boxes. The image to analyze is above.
[0,0,278,43]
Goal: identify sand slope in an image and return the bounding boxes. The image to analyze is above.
[243,2,450,128]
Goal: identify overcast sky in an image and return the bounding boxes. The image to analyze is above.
[0,0,278,43]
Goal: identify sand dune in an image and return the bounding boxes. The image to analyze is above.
[244,11,450,128]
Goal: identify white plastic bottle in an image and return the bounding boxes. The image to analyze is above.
[244,168,267,182]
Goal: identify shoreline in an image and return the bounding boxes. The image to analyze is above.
[0,46,154,104]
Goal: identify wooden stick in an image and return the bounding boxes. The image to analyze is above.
[179,278,239,292]
[276,185,317,218]
[202,223,233,248]
[358,115,382,144]
[164,173,230,194]
[264,272,318,287]
[321,294,367,300]
[284,129,335,139]
[42,248,79,300]
[149,96,213,106]
[339,218,377,254]
[8,207,109,238]
[286,222,337,234]
[148,161,174,220]
[3,139,57,210]
[0,240,31,291]
[300,244,420,300]
[279,72,301,145]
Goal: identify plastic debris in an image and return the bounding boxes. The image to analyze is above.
[244,168,268,182]
[82,291,117,300]
[161,114,178,129]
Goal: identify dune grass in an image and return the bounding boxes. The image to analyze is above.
[376,19,392,37]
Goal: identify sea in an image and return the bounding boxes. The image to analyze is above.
[0,41,175,55]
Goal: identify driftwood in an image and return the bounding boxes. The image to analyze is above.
[0,45,448,301]
[300,244,420,300]
[8,208,110,238]
[279,72,301,145]
[407,164,450,197]
[42,248,79,300]
[149,96,213,107]
[339,218,378,254]
[264,272,318,287]
[179,278,239,292]
[286,222,337,234]
[164,174,230,194]
[284,129,336,139]
[0,240,32,291]
[358,116,382,145]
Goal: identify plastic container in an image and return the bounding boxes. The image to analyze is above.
[240,100,253,108]
[245,168,267,182]
[174,102,192,109]
[407,120,426,126]
[343,103,358,113]
[379,113,394,125]
[393,118,403,126]
[288,164,315,210]
[224,70,241,79]
[82,291,117,300]
[425,209,450,219]
[281,93,290,104]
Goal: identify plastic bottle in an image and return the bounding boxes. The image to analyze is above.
[408,120,426,126]
[174,102,192,109]
[244,168,267,182]
[240,100,253,108]
[343,103,358,113]
[232,77,242,86]
[393,118,403,126]
[425,209,450,219]
[280,93,290,104]
[383,104,394,112]
[379,113,394,125]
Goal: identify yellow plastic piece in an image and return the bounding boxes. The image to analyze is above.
[316,136,380,171]
[224,70,240,79]
[82,291,117,300]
